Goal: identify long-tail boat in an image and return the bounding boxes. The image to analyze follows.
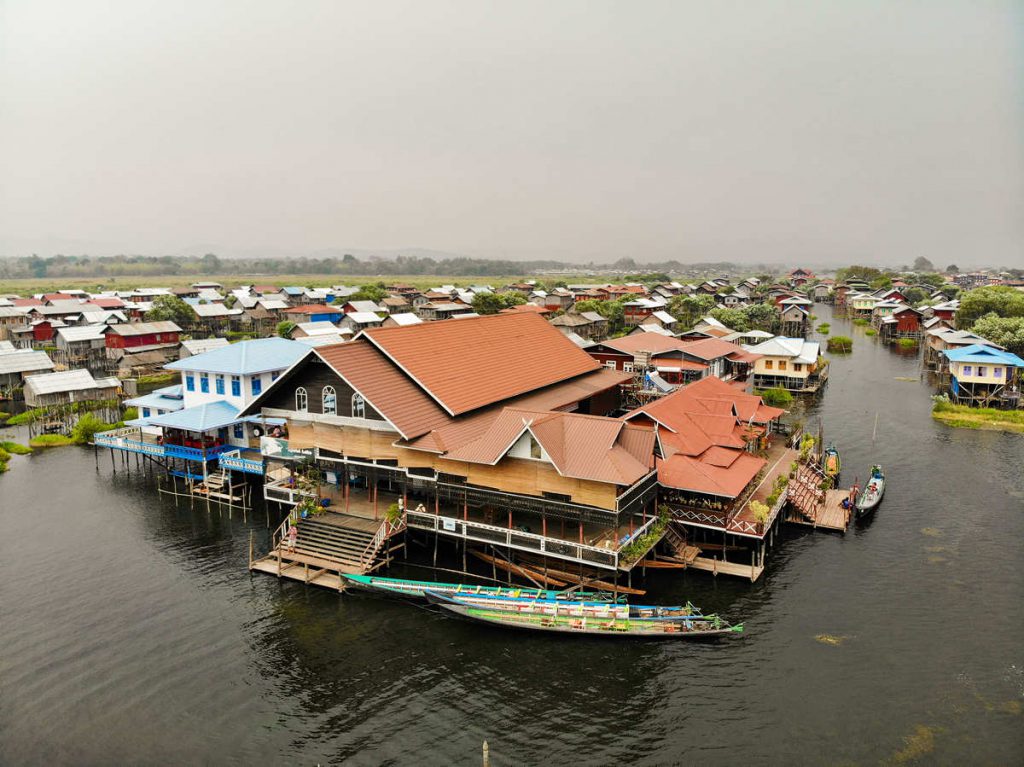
[855,464,885,517]
[823,443,841,479]
[435,602,743,639]
[341,574,622,602]
[423,589,702,620]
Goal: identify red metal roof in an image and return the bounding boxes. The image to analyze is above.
[283,304,343,315]
[316,340,449,439]
[362,313,601,416]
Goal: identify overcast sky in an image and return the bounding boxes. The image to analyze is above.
[1,0,1022,267]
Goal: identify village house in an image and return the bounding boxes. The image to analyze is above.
[283,304,345,324]
[0,348,56,391]
[381,313,423,328]
[338,311,386,334]
[104,322,182,371]
[923,327,1003,371]
[623,375,787,578]
[289,321,342,340]
[942,345,1023,408]
[380,296,411,315]
[877,305,924,342]
[549,311,608,341]
[179,338,231,359]
[417,302,475,321]
[744,336,827,392]
[237,312,664,577]
[640,310,679,334]
[22,369,120,407]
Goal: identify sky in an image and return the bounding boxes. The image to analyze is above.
[1,0,1022,267]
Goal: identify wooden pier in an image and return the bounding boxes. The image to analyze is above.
[784,489,851,532]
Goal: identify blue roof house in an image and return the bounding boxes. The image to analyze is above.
[943,343,1024,407]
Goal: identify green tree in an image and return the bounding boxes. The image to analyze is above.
[901,287,929,305]
[971,314,1024,355]
[957,286,1024,328]
[667,294,715,329]
[224,294,237,309]
[946,264,959,273]
[276,320,297,338]
[709,307,749,332]
[499,292,527,309]
[744,302,780,333]
[147,295,193,327]
[345,283,388,303]
[912,256,935,273]
[471,293,505,315]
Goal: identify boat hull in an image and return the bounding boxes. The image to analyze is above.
[423,590,702,621]
[341,574,620,602]
[437,602,741,639]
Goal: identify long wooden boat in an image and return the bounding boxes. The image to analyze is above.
[340,574,622,602]
[855,465,885,518]
[436,602,743,639]
[423,589,703,620]
[823,444,841,478]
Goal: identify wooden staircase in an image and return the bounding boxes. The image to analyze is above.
[250,512,406,590]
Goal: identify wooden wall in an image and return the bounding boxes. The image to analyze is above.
[285,416,618,510]
[264,357,384,420]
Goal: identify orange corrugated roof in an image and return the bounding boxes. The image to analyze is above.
[599,334,688,355]
[679,337,753,361]
[316,340,449,439]
[362,313,600,416]
[444,408,653,486]
[658,451,765,498]
[499,304,550,314]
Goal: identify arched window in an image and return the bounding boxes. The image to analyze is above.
[295,387,308,412]
[322,385,337,415]
[351,392,365,419]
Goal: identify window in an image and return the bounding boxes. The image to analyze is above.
[295,387,308,412]
[233,423,244,439]
[605,361,617,369]
[976,366,986,377]
[623,362,634,373]
[351,393,365,419]
[322,385,337,415]
[778,361,787,371]
[231,375,241,397]
[963,365,972,375]
[251,375,262,396]
[764,360,774,370]
[271,371,280,381]
[186,374,195,391]
[793,363,802,372]
[215,375,225,395]
[993,367,1002,379]
[200,374,209,393]
[142,407,150,417]
[530,435,543,459]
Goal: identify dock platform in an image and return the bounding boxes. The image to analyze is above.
[785,489,851,532]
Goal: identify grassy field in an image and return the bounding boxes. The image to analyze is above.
[931,402,1024,434]
[0,272,602,295]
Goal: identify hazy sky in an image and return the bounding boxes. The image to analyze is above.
[2,0,1022,266]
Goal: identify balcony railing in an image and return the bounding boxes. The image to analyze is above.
[94,427,166,457]
[263,477,319,505]
[219,449,264,475]
[406,510,620,571]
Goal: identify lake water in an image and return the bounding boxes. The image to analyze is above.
[1,306,1022,765]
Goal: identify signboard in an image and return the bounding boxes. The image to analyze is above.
[442,518,457,532]
[260,436,314,460]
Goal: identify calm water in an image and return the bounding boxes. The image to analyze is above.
[2,306,1022,765]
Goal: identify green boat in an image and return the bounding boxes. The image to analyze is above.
[437,602,743,639]
[341,574,623,602]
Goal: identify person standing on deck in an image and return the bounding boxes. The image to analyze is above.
[287,524,298,553]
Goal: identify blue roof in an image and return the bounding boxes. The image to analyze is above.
[164,338,309,375]
[282,286,305,295]
[147,400,241,432]
[943,344,1024,367]
[125,387,185,412]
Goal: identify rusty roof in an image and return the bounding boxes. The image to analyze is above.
[362,313,601,416]
[315,340,450,440]
[658,451,764,498]
[597,334,689,355]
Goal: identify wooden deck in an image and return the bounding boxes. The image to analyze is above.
[785,489,851,532]
[688,555,765,582]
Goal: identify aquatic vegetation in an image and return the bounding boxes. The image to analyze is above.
[886,724,937,765]
[29,434,76,447]
[852,318,869,326]
[896,338,918,349]
[826,336,853,353]
[816,322,830,334]
[756,387,793,407]
[0,441,32,455]
[921,527,941,537]
[865,328,877,336]
[927,555,947,564]
[815,634,845,646]
[931,398,1024,434]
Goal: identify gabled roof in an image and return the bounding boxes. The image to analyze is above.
[283,303,343,315]
[294,333,350,347]
[180,338,231,355]
[106,321,182,336]
[361,313,600,416]
[343,311,384,324]
[294,321,341,337]
[148,400,241,432]
[599,333,688,356]
[166,338,308,375]
[385,313,423,326]
[0,350,55,375]
[23,368,117,395]
[744,336,819,364]
[680,337,758,362]
[944,344,1024,367]
[443,408,654,486]
[345,300,384,313]
[56,325,108,343]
